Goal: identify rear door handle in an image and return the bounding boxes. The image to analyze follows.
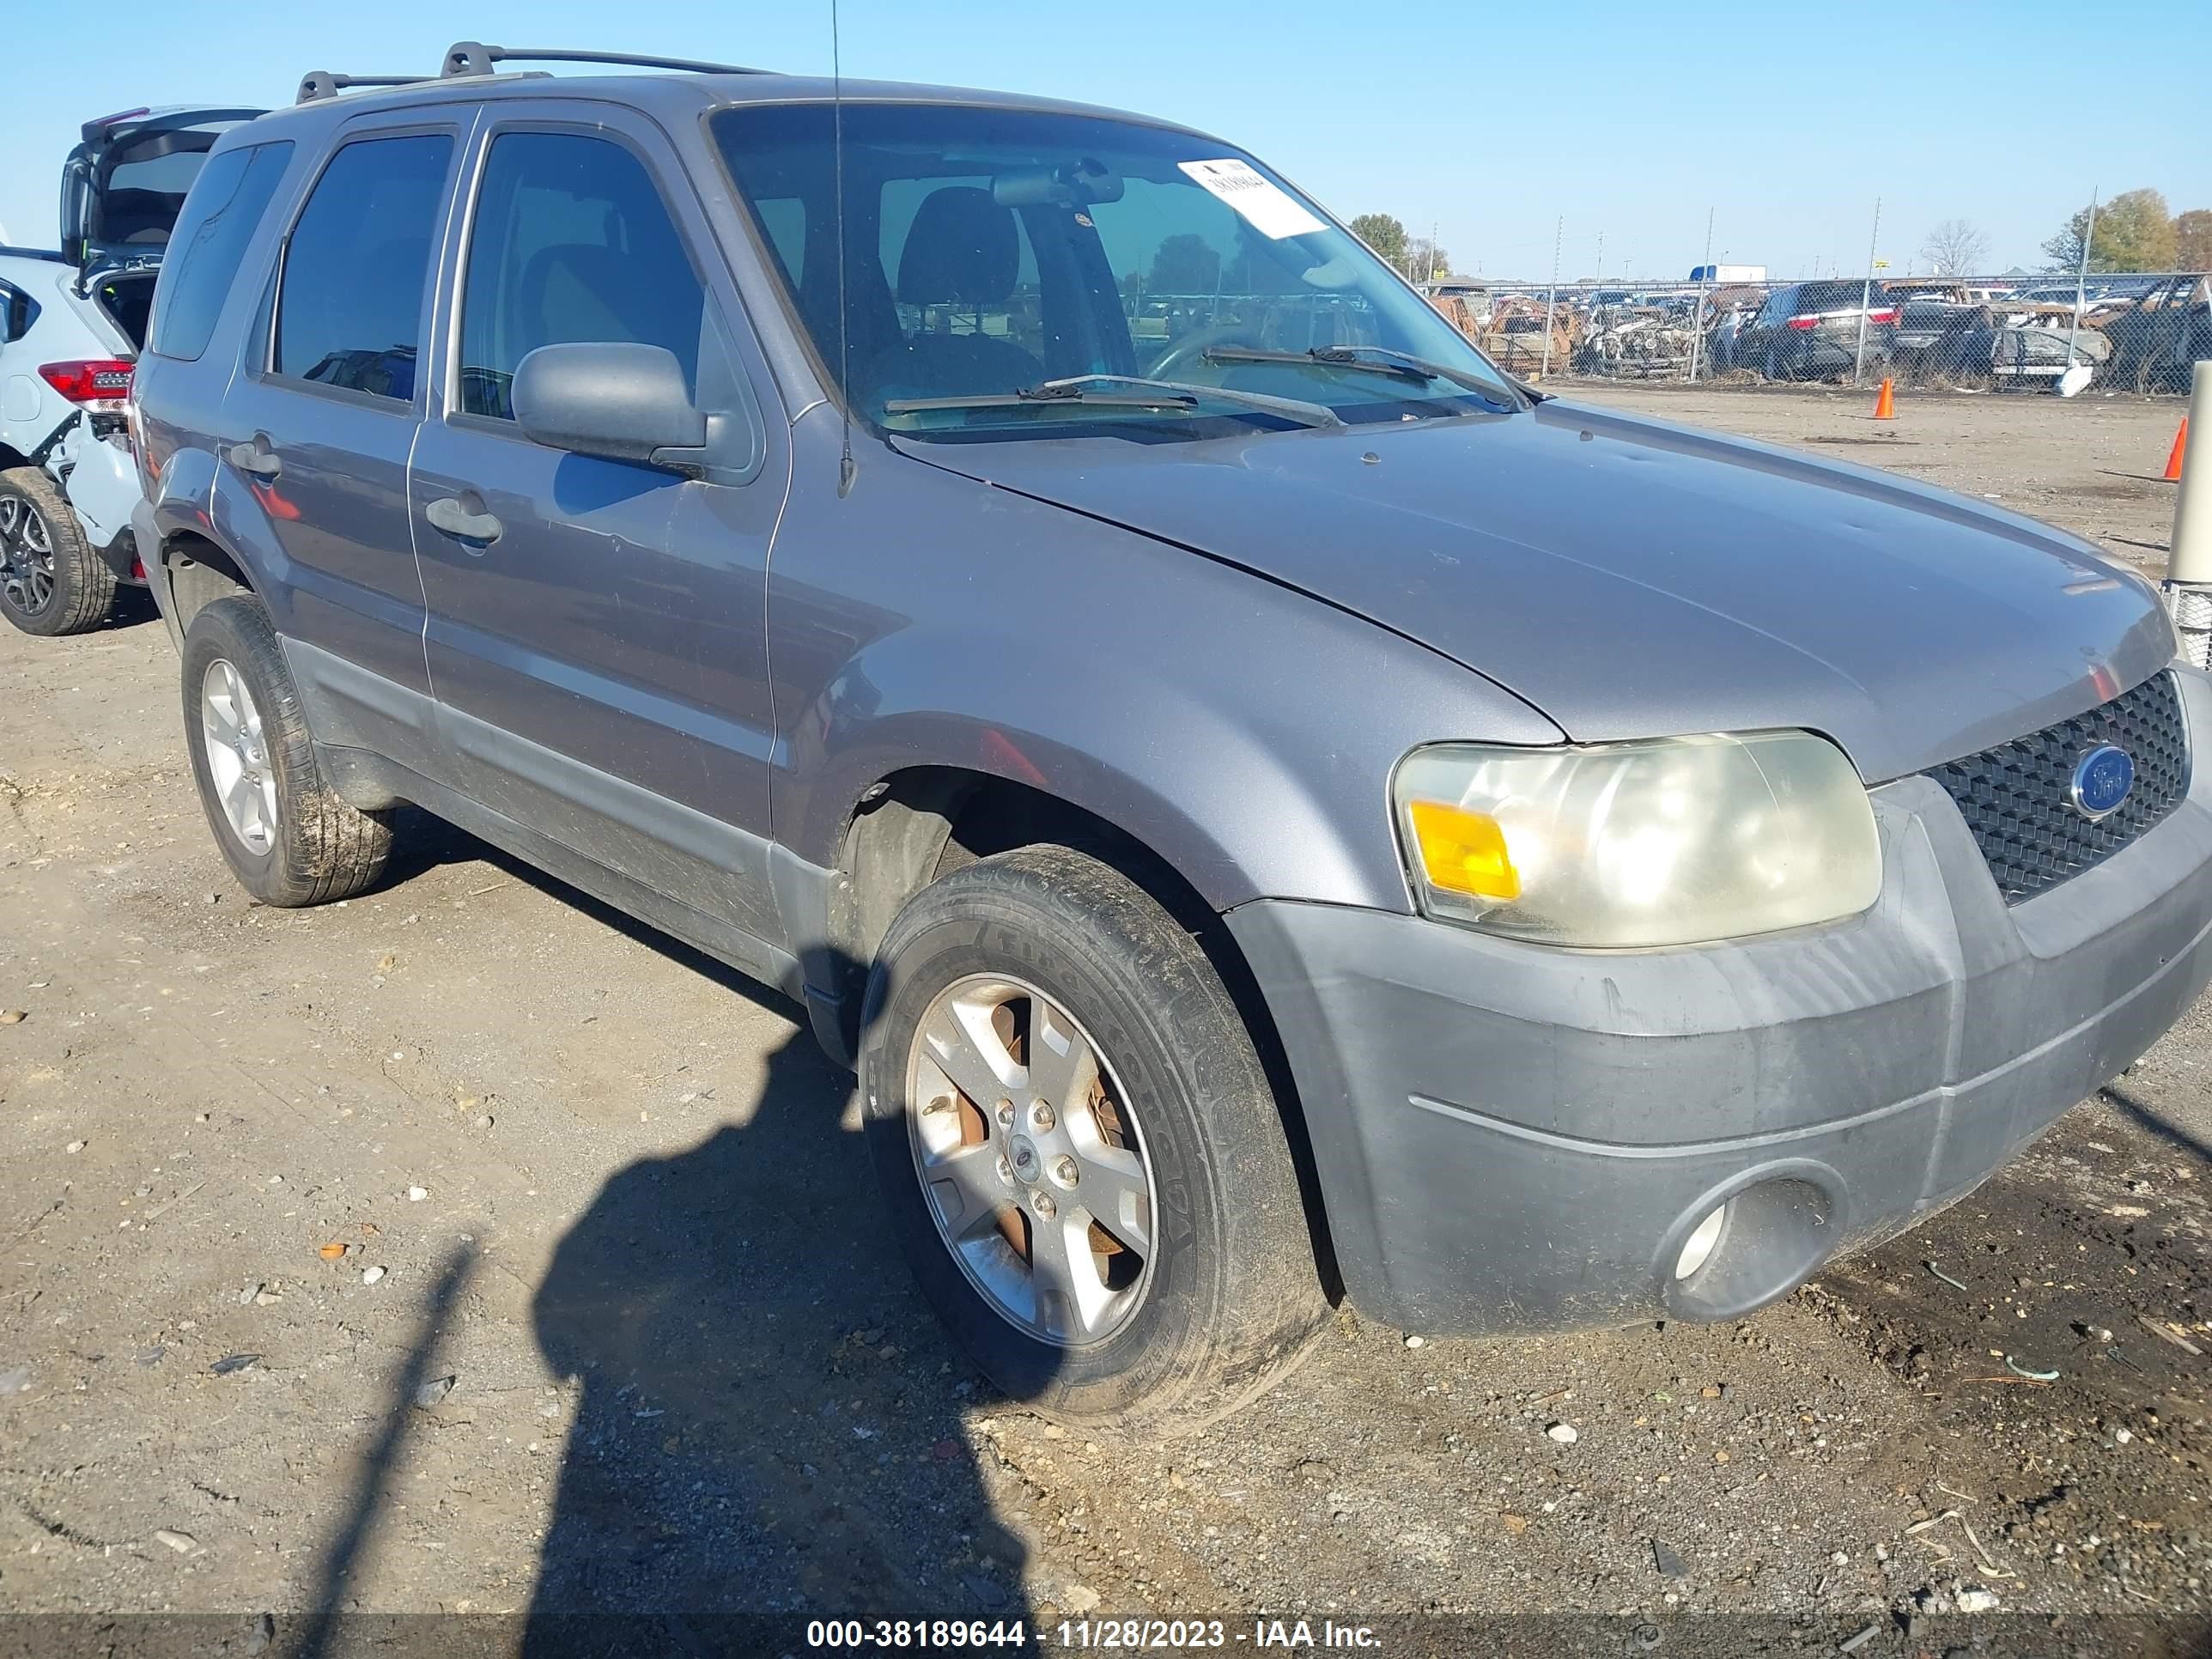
[225,434,281,480]
[425,494,503,544]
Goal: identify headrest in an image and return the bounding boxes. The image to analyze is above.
[896,186,1018,308]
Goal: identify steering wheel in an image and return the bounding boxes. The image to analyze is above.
[1146,320,1263,380]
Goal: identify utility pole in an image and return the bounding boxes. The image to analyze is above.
[1540,216,1563,378]
[1688,205,1715,383]
[1852,198,1882,386]
[2067,187,2100,374]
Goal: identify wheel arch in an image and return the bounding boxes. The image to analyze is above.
[159,529,258,641]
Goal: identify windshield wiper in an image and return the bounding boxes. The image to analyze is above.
[1202,344,1520,410]
[884,374,1342,429]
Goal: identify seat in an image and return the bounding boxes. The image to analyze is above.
[880,185,1042,399]
[519,243,661,361]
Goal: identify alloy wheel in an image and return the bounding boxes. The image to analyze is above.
[905,974,1158,1347]
[200,659,279,852]
[0,494,57,617]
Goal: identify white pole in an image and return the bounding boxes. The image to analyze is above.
[1687,206,1714,383]
[1540,216,1562,378]
[1852,198,1881,386]
[2067,189,2100,372]
[2161,362,2212,665]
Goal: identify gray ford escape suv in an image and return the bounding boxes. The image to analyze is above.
[131,43,2212,1432]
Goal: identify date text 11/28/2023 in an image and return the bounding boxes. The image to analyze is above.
[804,1619,1385,1650]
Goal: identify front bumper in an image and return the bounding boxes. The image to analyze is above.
[1227,669,2212,1336]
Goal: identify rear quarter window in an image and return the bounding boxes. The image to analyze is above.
[149,140,295,362]
[1796,281,1886,313]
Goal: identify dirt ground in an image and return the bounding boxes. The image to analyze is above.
[1,387,2207,1658]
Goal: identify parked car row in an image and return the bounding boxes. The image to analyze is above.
[0,106,260,635]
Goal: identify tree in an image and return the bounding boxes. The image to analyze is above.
[1920,219,1990,276]
[2177,210,2212,273]
[1147,233,1221,295]
[1406,237,1451,282]
[1349,213,1408,272]
[2043,188,2178,273]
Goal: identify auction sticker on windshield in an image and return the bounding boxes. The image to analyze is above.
[1176,160,1326,240]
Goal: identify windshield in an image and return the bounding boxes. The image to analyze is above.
[711,102,1518,440]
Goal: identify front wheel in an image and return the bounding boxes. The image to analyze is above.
[860,845,1328,1436]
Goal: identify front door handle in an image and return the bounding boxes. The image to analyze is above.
[225,434,281,480]
[425,494,503,544]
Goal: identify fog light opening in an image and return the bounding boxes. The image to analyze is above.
[1674,1204,1728,1279]
[1663,1174,1838,1322]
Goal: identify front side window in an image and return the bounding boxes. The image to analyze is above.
[274,133,453,402]
[151,140,295,362]
[458,131,713,421]
[714,103,1519,441]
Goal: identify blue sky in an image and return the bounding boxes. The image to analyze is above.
[6,1,2207,281]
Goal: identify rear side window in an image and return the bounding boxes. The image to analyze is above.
[275,133,453,402]
[1794,281,1884,313]
[457,131,708,421]
[151,140,295,362]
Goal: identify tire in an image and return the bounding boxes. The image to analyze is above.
[859,844,1328,1437]
[0,465,115,636]
[180,594,392,906]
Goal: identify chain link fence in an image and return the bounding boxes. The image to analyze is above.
[1425,270,2212,395]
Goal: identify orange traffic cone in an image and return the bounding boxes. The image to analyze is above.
[1872,377,1895,420]
[2167,417,2191,482]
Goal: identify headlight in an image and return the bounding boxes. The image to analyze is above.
[1392,731,1881,947]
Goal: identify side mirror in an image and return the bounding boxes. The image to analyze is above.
[513,342,710,474]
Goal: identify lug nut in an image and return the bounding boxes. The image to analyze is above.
[995,1156,1014,1186]
[1030,1190,1056,1218]
[1053,1156,1079,1188]
[995,1099,1015,1127]
[1030,1102,1056,1132]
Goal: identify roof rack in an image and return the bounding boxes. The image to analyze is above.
[296,71,439,106]
[441,41,773,79]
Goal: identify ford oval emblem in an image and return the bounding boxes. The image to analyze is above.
[2069,744,2135,821]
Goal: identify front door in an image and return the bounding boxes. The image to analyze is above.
[408,105,786,951]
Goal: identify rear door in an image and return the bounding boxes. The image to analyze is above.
[407,100,787,956]
[210,107,469,768]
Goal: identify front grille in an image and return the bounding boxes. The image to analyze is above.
[1927,671,2191,904]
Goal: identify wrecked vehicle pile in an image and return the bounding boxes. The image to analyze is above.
[1434,270,2201,394]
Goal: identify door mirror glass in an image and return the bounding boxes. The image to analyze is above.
[513,342,711,472]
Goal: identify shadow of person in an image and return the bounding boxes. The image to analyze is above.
[523,1012,1042,1656]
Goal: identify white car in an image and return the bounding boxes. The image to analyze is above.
[1,105,258,635]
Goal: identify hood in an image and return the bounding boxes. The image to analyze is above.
[899,401,2174,781]
[59,105,264,269]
